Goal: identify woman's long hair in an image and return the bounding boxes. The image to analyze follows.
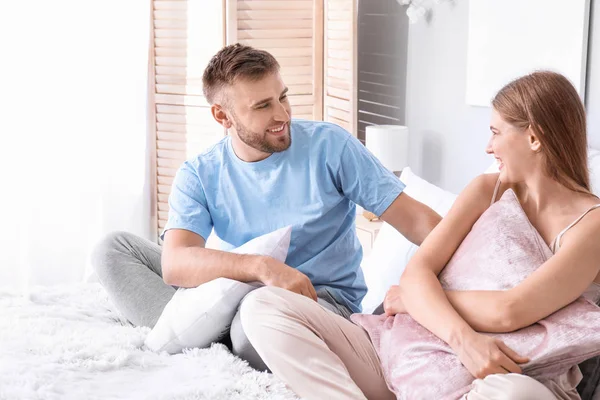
[492,71,592,195]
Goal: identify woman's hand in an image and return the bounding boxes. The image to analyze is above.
[454,331,529,379]
[383,285,407,316]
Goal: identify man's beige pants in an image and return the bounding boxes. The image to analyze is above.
[240,286,565,400]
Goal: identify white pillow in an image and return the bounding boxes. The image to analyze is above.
[361,168,457,313]
[145,226,292,354]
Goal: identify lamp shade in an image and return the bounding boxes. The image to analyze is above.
[365,125,409,172]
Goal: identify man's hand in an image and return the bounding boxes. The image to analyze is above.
[383,285,407,316]
[257,256,318,301]
[454,331,529,379]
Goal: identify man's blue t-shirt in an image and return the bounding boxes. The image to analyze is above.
[163,119,405,312]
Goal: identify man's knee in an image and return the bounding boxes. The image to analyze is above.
[91,231,134,278]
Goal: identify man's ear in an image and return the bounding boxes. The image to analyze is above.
[528,125,542,153]
[211,103,232,129]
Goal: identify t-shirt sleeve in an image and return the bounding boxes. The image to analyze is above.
[336,134,406,216]
[161,161,213,241]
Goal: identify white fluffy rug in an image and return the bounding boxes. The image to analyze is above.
[0,283,298,400]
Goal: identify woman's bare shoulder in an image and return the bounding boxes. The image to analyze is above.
[563,200,600,242]
[556,204,600,283]
[460,173,502,204]
[442,173,503,221]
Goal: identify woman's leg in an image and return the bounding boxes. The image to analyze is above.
[240,286,394,400]
[467,373,559,400]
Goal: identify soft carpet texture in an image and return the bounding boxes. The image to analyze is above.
[0,283,298,400]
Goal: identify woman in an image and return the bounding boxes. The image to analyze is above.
[239,71,600,399]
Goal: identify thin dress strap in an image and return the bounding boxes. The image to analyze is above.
[552,204,600,253]
[490,177,502,206]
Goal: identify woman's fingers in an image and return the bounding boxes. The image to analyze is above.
[497,340,529,364]
[496,340,528,374]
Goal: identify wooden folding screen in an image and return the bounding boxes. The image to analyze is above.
[323,0,357,134]
[227,0,324,120]
[150,0,227,237]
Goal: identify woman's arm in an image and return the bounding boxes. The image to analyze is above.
[397,174,495,344]
[397,174,530,377]
[500,211,600,330]
[443,290,515,332]
[380,173,515,331]
[385,286,514,333]
[414,203,600,334]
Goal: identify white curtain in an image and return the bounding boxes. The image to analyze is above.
[0,2,151,292]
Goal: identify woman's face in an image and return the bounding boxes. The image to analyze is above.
[485,109,540,183]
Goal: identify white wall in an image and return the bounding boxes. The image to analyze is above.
[405,0,600,193]
[587,0,600,150]
[0,1,151,290]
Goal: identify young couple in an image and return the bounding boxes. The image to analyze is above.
[93,44,600,399]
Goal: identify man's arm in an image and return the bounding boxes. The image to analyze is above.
[162,160,316,299]
[161,229,263,286]
[379,192,442,245]
[161,229,317,300]
[331,131,440,243]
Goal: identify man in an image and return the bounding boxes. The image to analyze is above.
[92,43,441,371]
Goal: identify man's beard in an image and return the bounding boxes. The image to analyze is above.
[231,113,291,154]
